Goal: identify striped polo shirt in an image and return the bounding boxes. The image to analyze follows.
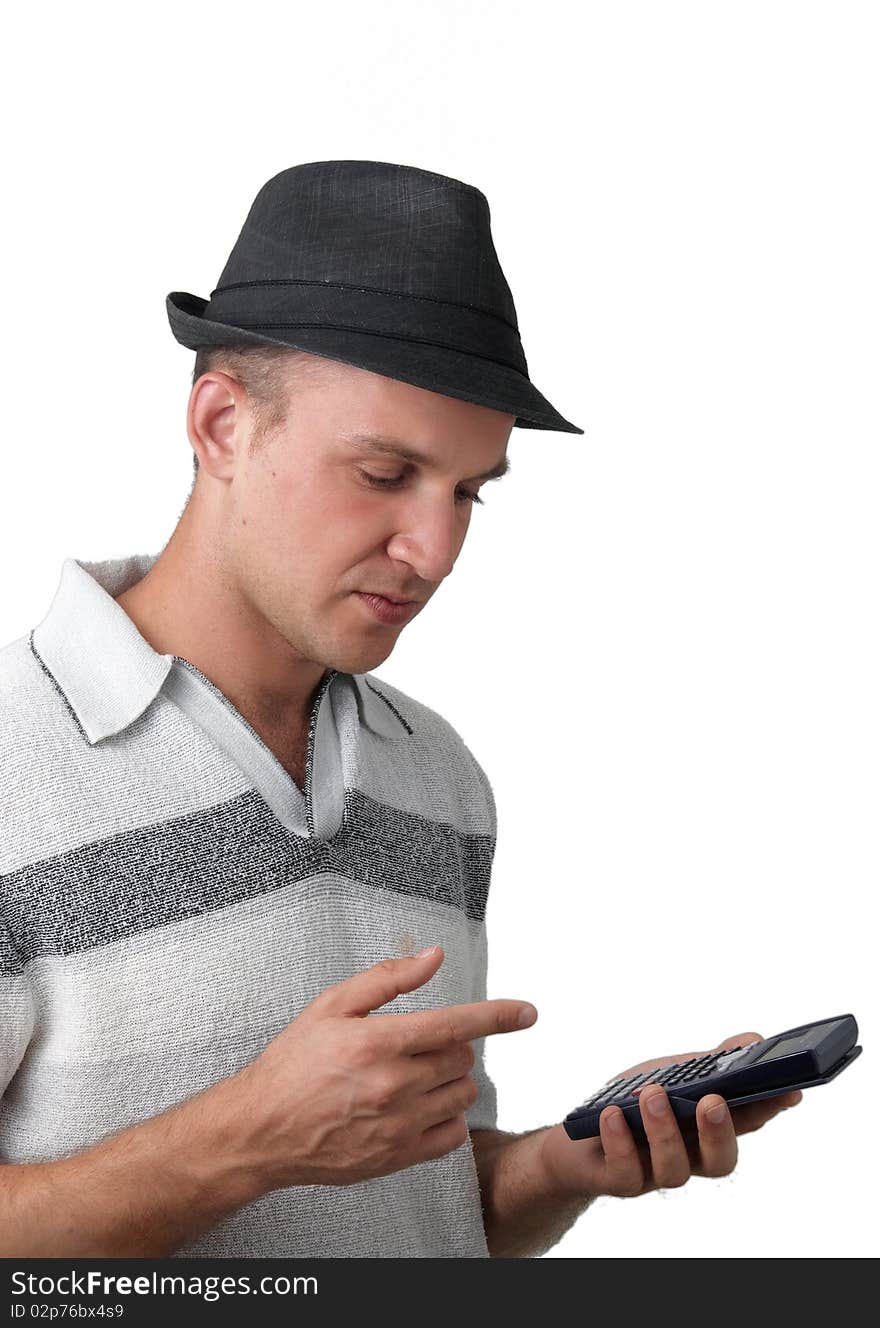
[0,552,499,1258]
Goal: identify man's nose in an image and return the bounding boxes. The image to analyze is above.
[384,498,467,584]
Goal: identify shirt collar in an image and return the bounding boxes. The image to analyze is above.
[30,553,410,746]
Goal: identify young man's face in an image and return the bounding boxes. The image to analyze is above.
[207,357,515,678]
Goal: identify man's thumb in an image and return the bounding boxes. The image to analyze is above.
[317,945,445,1018]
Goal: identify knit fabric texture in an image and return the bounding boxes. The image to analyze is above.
[0,553,499,1257]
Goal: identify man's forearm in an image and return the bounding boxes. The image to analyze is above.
[0,1073,267,1257]
[470,1125,596,1258]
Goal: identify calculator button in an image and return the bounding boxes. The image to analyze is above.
[716,1046,752,1071]
[619,1074,653,1099]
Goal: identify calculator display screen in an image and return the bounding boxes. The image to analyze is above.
[763,1019,837,1060]
[765,1033,808,1059]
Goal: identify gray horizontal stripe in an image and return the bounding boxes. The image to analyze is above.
[2,787,493,971]
[1,918,24,975]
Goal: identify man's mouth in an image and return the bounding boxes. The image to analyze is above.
[360,591,417,605]
[353,592,420,624]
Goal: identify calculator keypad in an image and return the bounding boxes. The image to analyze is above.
[567,1047,747,1119]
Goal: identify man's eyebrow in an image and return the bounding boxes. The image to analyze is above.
[341,431,511,482]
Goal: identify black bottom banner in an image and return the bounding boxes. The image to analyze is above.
[1,1256,854,1322]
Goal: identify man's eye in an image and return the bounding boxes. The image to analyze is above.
[358,469,483,505]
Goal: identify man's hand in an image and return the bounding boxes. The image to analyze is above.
[540,1032,804,1201]
[230,944,536,1192]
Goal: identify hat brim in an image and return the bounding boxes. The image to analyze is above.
[166,291,584,435]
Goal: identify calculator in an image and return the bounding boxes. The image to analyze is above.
[563,1014,862,1144]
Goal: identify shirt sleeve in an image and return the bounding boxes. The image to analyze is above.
[1,913,35,1103]
[462,747,499,1134]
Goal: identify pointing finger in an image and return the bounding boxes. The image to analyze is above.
[387,999,538,1054]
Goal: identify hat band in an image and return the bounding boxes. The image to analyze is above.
[203,280,528,376]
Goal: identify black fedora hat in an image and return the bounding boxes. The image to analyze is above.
[166,160,583,435]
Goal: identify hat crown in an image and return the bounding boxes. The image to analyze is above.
[166,158,584,434]
[208,160,519,332]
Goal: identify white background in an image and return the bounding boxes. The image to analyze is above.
[2,1,876,1258]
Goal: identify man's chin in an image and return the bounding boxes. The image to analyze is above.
[323,637,397,678]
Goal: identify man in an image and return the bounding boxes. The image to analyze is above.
[0,161,800,1259]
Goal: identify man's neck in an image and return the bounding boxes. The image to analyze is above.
[113,497,327,741]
